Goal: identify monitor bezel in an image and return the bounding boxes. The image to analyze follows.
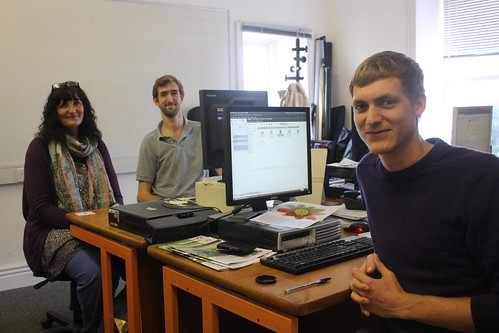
[223,106,312,211]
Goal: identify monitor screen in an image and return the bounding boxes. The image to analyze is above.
[199,90,268,170]
[223,106,312,212]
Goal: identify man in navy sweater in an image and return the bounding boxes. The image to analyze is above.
[348,51,499,332]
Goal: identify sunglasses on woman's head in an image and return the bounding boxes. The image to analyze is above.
[51,81,80,91]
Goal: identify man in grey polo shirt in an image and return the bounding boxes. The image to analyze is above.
[136,75,207,202]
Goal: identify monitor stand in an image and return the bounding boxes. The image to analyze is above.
[225,201,268,224]
[250,200,268,213]
[225,210,260,223]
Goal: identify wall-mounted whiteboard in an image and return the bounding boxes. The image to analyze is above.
[451,106,493,152]
[0,0,229,175]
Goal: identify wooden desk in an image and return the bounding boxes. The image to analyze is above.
[148,242,378,333]
[67,209,164,333]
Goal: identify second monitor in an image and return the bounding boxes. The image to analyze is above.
[199,89,268,171]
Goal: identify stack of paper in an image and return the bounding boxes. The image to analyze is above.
[331,204,368,220]
[158,235,274,271]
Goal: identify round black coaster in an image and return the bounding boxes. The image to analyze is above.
[255,275,277,285]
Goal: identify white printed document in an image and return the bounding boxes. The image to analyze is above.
[251,202,342,229]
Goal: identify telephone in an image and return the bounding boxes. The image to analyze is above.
[341,190,365,210]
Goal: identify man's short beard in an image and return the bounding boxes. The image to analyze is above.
[161,105,180,118]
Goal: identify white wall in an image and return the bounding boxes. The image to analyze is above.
[326,0,416,127]
[0,0,413,291]
[415,0,446,141]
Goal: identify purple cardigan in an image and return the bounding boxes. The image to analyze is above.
[23,137,123,277]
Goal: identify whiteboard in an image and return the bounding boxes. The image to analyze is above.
[0,0,229,173]
[451,106,493,152]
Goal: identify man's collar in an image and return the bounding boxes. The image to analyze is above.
[156,116,192,140]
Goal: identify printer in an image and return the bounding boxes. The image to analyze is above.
[216,215,342,251]
[108,200,219,244]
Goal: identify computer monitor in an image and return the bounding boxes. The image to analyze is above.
[451,105,493,153]
[199,89,268,170]
[223,106,312,212]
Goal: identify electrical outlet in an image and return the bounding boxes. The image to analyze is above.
[14,168,24,183]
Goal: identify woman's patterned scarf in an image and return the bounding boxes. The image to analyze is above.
[49,135,115,212]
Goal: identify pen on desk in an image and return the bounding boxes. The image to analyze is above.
[284,277,332,294]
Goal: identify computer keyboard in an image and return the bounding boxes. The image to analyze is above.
[260,237,374,275]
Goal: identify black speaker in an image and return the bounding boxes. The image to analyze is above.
[327,105,345,143]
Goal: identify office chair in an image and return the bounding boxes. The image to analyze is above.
[187,106,201,121]
[22,185,83,333]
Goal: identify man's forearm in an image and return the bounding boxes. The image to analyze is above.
[137,193,160,202]
[137,181,161,203]
[400,294,475,333]
[137,189,161,202]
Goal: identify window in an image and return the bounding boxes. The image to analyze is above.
[241,24,312,106]
[443,0,499,154]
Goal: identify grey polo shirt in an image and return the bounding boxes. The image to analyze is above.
[136,117,207,198]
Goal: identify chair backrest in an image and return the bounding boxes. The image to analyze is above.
[21,182,83,326]
[187,106,201,121]
[22,184,29,221]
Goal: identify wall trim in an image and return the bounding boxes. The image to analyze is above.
[0,265,45,292]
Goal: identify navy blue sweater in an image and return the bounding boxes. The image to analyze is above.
[357,138,499,332]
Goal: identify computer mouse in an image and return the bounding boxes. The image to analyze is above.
[345,221,369,233]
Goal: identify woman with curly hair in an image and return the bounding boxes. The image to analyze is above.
[23,81,124,333]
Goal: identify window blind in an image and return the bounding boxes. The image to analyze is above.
[444,0,499,57]
[242,23,312,38]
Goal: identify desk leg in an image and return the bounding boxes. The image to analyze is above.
[125,253,140,332]
[163,275,180,333]
[100,250,115,333]
[202,300,219,333]
[70,225,142,333]
[162,266,298,333]
[102,238,141,333]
